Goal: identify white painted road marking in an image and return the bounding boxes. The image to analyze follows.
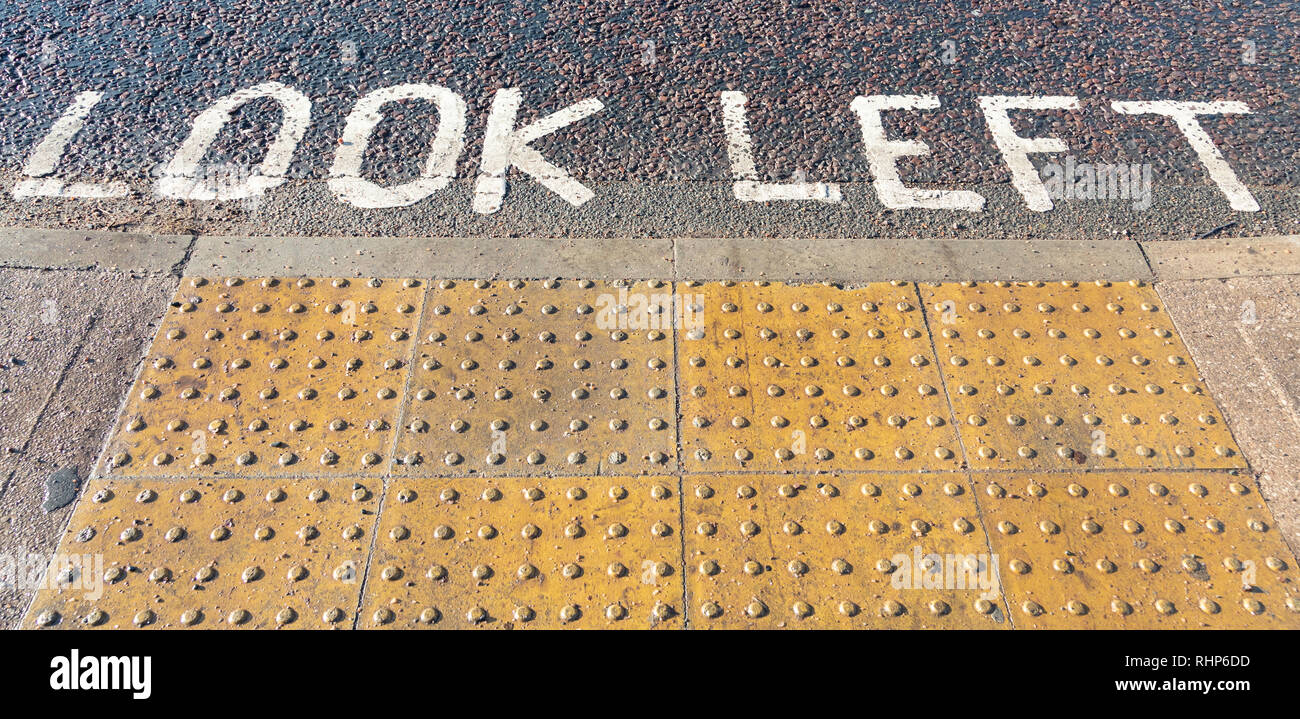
[11,91,128,199]
[328,83,467,208]
[9,85,1269,214]
[978,95,1081,212]
[473,88,604,214]
[720,91,842,203]
[851,94,985,212]
[1111,100,1260,212]
[154,82,312,201]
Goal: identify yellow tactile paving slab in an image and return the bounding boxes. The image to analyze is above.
[26,479,379,629]
[393,279,677,475]
[360,476,683,628]
[24,276,1294,631]
[683,474,1006,628]
[99,277,423,477]
[974,471,1300,628]
[679,281,961,472]
[920,281,1245,470]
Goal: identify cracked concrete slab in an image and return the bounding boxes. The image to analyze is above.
[1144,236,1300,280]
[1160,276,1300,559]
[0,270,175,629]
[0,271,98,462]
[0,228,191,274]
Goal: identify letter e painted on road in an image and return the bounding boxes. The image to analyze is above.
[851,94,984,211]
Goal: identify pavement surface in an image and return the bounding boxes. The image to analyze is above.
[0,263,174,628]
[1161,276,1300,559]
[0,229,1295,630]
[0,1,1298,631]
[0,1,1296,238]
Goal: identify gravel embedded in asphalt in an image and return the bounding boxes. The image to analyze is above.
[0,1,1294,237]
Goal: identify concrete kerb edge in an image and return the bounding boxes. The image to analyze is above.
[1,227,1298,282]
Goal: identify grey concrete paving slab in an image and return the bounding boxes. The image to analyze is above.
[0,227,191,273]
[1160,276,1300,559]
[0,270,96,460]
[188,234,675,279]
[29,228,1300,283]
[0,270,175,630]
[1143,235,1300,280]
[676,237,1152,281]
[195,233,1157,282]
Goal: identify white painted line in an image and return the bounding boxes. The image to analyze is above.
[154,81,312,201]
[719,91,842,203]
[850,94,984,211]
[978,95,1080,211]
[472,88,604,214]
[328,83,467,208]
[1111,100,1260,212]
[6,83,1278,217]
[11,91,129,199]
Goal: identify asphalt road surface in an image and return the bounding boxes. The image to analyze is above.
[0,0,1296,238]
[2,2,1300,636]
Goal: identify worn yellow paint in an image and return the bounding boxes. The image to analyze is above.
[920,281,1245,469]
[679,281,961,471]
[23,277,1296,630]
[100,277,423,477]
[684,474,1006,628]
[393,279,677,475]
[361,476,683,628]
[27,479,378,629]
[975,471,1300,628]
